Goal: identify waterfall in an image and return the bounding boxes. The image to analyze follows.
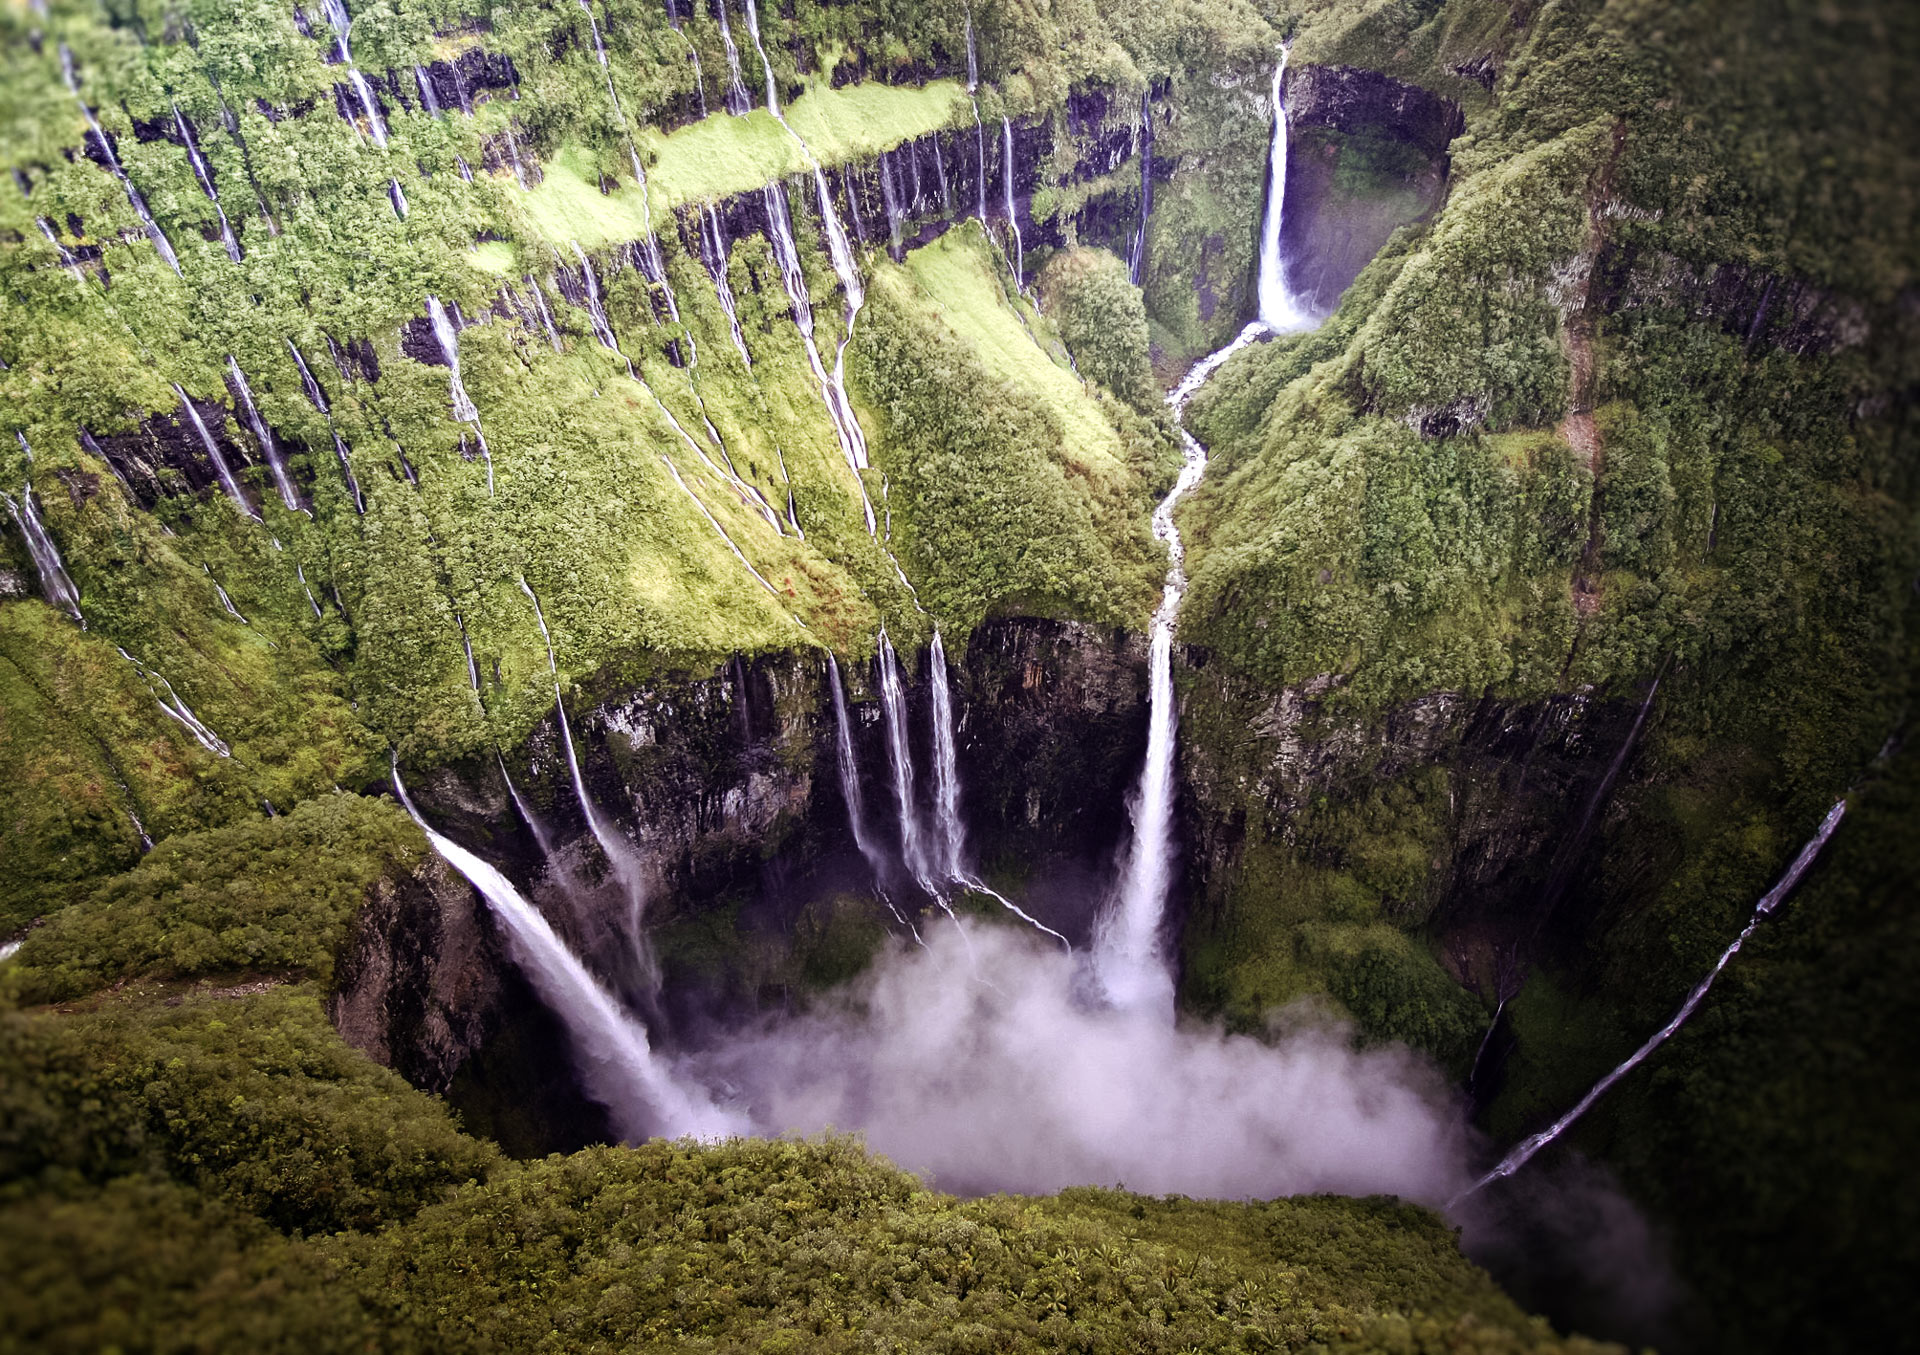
[116,646,230,756]
[454,610,480,690]
[2,480,83,624]
[712,0,752,115]
[1455,799,1850,1204]
[204,564,249,624]
[317,0,389,147]
[287,338,330,414]
[59,45,181,275]
[827,652,890,886]
[657,454,784,598]
[762,181,877,530]
[567,246,633,375]
[425,296,493,493]
[388,178,409,219]
[414,64,441,116]
[497,750,568,882]
[173,104,241,263]
[297,564,324,618]
[425,296,480,422]
[1000,117,1024,287]
[932,136,951,212]
[965,17,988,223]
[286,338,364,510]
[226,357,303,513]
[1255,47,1314,333]
[1129,90,1153,286]
[1092,320,1269,1013]
[700,205,753,368]
[926,630,966,880]
[523,275,564,351]
[876,632,932,887]
[880,152,904,257]
[391,762,738,1141]
[519,577,656,967]
[740,0,779,114]
[174,385,260,520]
[36,218,85,283]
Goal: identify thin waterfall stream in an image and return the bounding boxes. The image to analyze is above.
[392,760,737,1141]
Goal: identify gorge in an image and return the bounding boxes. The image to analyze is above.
[1,1,1915,1352]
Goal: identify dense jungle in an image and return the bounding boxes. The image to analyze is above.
[1,0,1915,1350]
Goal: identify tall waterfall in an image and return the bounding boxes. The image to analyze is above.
[2,479,83,625]
[828,652,891,886]
[1000,118,1024,287]
[174,385,259,520]
[414,64,441,116]
[225,357,303,513]
[712,0,753,115]
[880,153,905,257]
[519,576,656,969]
[1456,799,1850,1203]
[1255,47,1314,333]
[926,630,966,879]
[173,104,241,263]
[762,180,877,530]
[285,338,364,511]
[1129,89,1153,286]
[425,296,493,493]
[317,0,389,147]
[59,45,181,275]
[876,632,931,887]
[391,762,738,1142]
[740,0,780,114]
[965,16,988,224]
[700,205,754,368]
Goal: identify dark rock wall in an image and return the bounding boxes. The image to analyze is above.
[1279,64,1463,316]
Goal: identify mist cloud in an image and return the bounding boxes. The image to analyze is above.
[697,923,1474,1204]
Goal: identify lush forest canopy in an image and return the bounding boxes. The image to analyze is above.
[1,0,1914,1348]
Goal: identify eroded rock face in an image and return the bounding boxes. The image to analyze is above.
[1280,64,1464,315]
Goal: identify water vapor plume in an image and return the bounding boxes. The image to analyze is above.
[704,925,1471,1203]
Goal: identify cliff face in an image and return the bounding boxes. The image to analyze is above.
[1280,65,1463,317]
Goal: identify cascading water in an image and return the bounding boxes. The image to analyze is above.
[1000,117,1024,287]
[116,646,230,756]
[932,136,952,212]
[425,295,493,493]
[288,337,366,511]
[926,630,966,880]
[391,761,738,1141]
[1454,798,1850,1204]
[519,577,657,973]
[739,0,779,114]
[226,357,304,513]
[926,629,1070,948]
[317,0,390,147]
[173,103,242,263]
[657,454,786,600]
[59,45,181,275]
[388,177,409,219]
[204,564,249,624]
[1256,47,1314,333]
[965,15,988,224]
[37,218,85,283]
[524,274,564,351]
[1129,89,1152,286]
[880,152,905,257]
[2,479,83,625]
[876,632,932,888]
[454,611,480,690]
[711,0,753,115]
[174,385,260,520]
[762,180,877,530]
[827,652,891,887]
[701,205,754,368]
[414,64,441,116]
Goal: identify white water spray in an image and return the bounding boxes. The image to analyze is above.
[173,103,241,262]
[3,479,83,625]
[60,45,181,275]
[1256,48,1314,333]
[392,760,738,1141]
